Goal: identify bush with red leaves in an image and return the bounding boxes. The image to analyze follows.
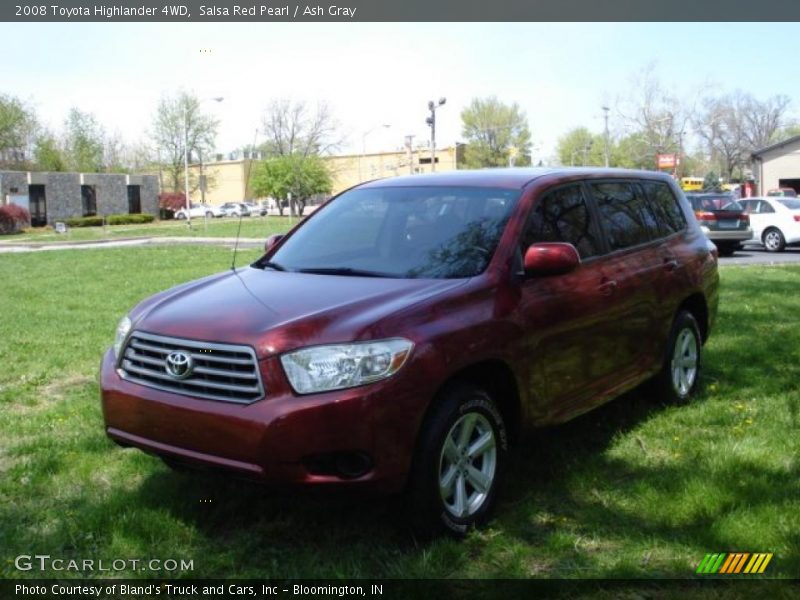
[159,192,188,212]
[0,204,31,235]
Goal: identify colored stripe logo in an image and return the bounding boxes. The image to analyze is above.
[696,552,773,574]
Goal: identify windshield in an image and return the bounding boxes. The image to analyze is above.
[268,186,521,278]
[778,199,800,209]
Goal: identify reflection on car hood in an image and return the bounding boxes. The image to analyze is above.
[132,267,467,357]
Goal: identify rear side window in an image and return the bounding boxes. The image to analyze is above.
[641,181,687,235]
[522,184,603,259]
[589,182,656,250]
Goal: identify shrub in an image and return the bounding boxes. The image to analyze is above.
[65,216,104,227]
[159,192,187,212]
[107,214,155,225]
[0,204,31,235]
[64,214,156,227]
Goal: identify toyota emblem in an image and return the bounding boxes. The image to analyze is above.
[165,351,194,380]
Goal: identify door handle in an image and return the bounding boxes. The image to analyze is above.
[662,258,679,271]
[598,279,617,296]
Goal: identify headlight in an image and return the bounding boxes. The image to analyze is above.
[280,338,414,394]
[113,316,132,358]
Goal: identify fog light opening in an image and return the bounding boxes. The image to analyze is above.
[303,451,373,479]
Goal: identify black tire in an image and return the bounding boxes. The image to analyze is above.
[717,244,736,257]
[205,211,214,219]
[652,310,702,404]
[406,382,508,537]
[175,212,186,220]
[763,228,786,253]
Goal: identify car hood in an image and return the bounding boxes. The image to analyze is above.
[131,267,468,357]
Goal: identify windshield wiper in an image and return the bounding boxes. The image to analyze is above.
[261,260,287,272]
[296,267,395,278]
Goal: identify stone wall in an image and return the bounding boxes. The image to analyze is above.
[0,171,159,224]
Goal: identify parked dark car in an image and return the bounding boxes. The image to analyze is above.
[685,192,752,256]
[101,168,718,535]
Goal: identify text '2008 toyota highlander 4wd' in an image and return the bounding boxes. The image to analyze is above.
[101,168,718,535]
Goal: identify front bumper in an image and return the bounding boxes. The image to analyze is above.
[100,348,428,493]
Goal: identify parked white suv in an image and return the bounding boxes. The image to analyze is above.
[740,197,800,252]
[174,204,224,220]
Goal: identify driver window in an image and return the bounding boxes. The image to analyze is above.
[521,184,602,259]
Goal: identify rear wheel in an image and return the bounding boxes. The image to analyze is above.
[763,228,786,252]
[652,311,702,404]
[406,382,508,537]
[717,243,737,257]
[175,212,186,220]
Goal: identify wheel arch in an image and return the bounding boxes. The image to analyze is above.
[424,359,523,446]
[677,293,709,344]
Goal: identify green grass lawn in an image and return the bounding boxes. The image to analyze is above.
[0,251,798,580]
[0,215,297,245]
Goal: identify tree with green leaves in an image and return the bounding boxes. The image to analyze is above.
[556,127,606,166]
[33,132,66,171]
[62,108,105,172]
[460,97,532,168]
[250,154,332,217]
[0,93,37,168]
[151,91,219,193]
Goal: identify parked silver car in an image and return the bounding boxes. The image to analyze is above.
[219,202,251,217]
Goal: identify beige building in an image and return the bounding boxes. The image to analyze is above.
[179,145,463,205]
[751,135,800,195]
[325,145,463,195]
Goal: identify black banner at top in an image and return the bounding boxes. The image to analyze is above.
[2,0,800,22]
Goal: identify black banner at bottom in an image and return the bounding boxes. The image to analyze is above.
[3,579,799,600]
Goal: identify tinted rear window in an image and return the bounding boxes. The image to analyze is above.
[778,199,800,209]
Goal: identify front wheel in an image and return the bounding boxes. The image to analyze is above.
[406,382,508,537]
[175,212,186,220]
[763,228,786,253]
[652,311,702,404]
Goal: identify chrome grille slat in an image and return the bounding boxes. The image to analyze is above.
[118,331,264,404]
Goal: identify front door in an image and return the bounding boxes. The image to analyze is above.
[516,183,627,422]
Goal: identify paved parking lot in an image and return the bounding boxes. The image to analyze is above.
[723,244,800,266]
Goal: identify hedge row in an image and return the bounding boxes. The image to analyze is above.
[64,214,155,227]
[0,205,31,235]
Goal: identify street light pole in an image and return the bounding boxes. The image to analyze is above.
[182,95,223,228]
[602,105,610,167]
[426,97,446,172]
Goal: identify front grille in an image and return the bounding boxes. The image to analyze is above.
[118,331,264,404]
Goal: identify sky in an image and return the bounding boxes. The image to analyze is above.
[2,22,799,163]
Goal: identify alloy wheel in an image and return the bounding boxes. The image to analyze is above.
[671,327,698,397]
[438,412,497,519]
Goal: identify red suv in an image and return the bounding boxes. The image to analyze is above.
[101,168,718,535]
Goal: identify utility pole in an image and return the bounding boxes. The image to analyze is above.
[602,106,610,168]
[405,134,415,174]
[426,97,446,172]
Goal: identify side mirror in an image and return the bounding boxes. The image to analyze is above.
[264,234,284,253]
[523,242,580,276]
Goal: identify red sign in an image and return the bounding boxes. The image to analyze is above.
[656,153,678,169]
